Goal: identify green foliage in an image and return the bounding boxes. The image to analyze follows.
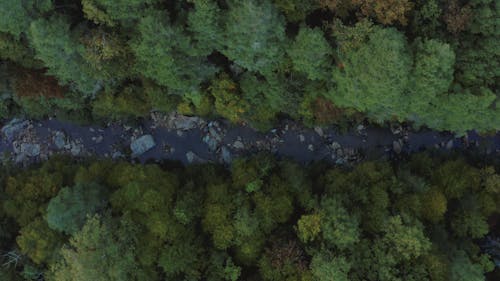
[273,0,317,22]
[222,0,287,75]
[46,182,108,235]
[310,251,350,281]
[48,215,146,281]
[16,218,63,264]
[82,0,159,26]
[296,213,321,243]
[288,27,333,80]
[29,17,100,95]
[132,11,216,94]
[331,26,412,121]
[320,197,360,249]
[0,0,32,38]
[0,152,497,280]
[92,85,150,121]
[210,73,248,123]
[410,39,455,110]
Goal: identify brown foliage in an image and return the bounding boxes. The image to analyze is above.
[312,96,348,124]
[320,0,414,25]
[359,0,414,25]
[266,240,307,271]
[443,0,472,35]
[13,67,65,99]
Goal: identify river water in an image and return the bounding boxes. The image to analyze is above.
[1,117,498,166]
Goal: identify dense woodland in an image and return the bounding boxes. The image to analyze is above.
[0,153,497,280]
[0,0,499,132]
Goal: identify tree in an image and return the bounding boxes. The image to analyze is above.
[222,0,287,75]
[320,197,360,249]
[29,16,100,95]
[48,215,150,281]
[158,231,205,280]
[288,27,333,81]
[187,0,222,55]
[92,85,150,121]
[46,182,108,235]
[330,26,412,121]
[296,213,321,243]
[0,0,31,38]
[273,0,317,22]
[81,0,160,26]
[310,251,351,281]
[16,218,63,265]
[358,0,414,26]
[131,11,216,95]
[210,73,248,123]
[409,39,455,112]
[381,216,431,261]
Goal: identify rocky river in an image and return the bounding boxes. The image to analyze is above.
[1,112,499,166]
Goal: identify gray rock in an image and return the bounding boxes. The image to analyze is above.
[298,134,305,142]
[20,143,40,157]
[330,142,341,150]
[393,140,402,154]
[94,135,103,144]
[172,115,204,130]
[186,151,206,164]
[70,143,83,156]
[112,151,123,159]
[131,135,156,156]
[221,146,232,164]
[308,144,314,151]
[203,136,219,152]
[314,127,324,137]
[446,140,454,150]
[233,140,245,150]
[1,119,29,141]
[53,131,66,149]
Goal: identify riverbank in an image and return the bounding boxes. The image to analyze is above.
[1,112,499,166]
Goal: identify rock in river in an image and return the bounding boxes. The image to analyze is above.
[20,143,40,157]
[186,151,206,164]
[131,135,156,156]
[1,119,29,141]
[170,114,204,130]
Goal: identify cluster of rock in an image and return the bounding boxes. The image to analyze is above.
[2,119,44,164]
[329,141,360,164]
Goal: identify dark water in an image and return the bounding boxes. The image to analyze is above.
[0,118,491,165]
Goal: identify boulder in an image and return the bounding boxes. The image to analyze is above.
[393,140,402,154]
[70,143,83,156]
[314,127,324,137]
[53,131,66,149]
[131,135,156,156]
[233,140,245,150]
[171,114,204,130]
[186,151,206,164]
[221,146,232,164]
[1,119,29,141]
[20,143,40,157]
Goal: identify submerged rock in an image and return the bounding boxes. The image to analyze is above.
[221,146,232,164]
[53,131,66,149]
[186,151,206,164]
[20,143,40,157]
[393,140,402,154]
[131,135,156,156]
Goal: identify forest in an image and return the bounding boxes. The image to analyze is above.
[0,153,498,280]
[0,0,498,132]
[1,1,500,280]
